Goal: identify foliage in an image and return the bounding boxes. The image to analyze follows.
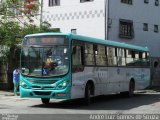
[0,19,21,64]
[0,0,60,64]
[0,19,60,64]
[0,0,40,23]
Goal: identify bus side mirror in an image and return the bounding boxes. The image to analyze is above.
[72,47,76,55]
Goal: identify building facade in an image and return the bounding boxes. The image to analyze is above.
[42,0,107,39]
[108,0,160,59]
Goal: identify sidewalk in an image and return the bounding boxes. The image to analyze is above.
[0,90,15,96]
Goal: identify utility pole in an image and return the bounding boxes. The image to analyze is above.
[40,0,43,29]
[104,0,109,40]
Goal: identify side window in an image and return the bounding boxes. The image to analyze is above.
[117,48,126,66]
[107,46,117,66]
[141,52,150,67]
[135,51,139,60]
[85,43,95,65]
[95,45,107,66]
[72,46,82,66]
[72,40,84,66]
[126,49,134,66]
[72,40,84,73]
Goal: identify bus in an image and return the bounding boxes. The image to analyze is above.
[20,33,150,104]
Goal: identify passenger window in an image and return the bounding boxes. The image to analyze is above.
[85,43,95,65]
[72,40,84,73]
[117,48,126,66]
[107,47,117,66]
[126,49,134,66]
[95,45,107,66]
[72,46,82,66]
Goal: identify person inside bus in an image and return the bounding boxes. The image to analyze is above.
[45,57,57,71]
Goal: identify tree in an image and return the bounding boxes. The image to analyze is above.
[0,0,40,24]
[0,0,61,90]
[0,19,60,64]
[0,19,21,64]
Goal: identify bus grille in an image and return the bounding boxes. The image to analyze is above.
[29,80,57,84]
[32,86,54,89]
[34,91,51,96]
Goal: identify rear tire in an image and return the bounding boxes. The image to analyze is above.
[41,98,50,104]
[84,84,92,105]
[120,80,135,97]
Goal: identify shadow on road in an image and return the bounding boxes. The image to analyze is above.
[31,92,160,110]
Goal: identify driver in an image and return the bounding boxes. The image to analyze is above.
[46,57,57,71]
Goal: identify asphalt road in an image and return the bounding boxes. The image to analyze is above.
[0,90,160,120]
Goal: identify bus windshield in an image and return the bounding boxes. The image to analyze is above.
[21,36,69,77]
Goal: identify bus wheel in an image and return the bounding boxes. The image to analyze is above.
[41,98,50,104]
[128,80,135,97]
[84,84,92,105]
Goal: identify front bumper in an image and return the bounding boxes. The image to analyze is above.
[20,86,70,99]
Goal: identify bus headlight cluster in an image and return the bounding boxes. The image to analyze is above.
[57,80,69,89]
[20,81,29,88]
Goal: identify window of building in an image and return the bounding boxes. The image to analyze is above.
[49,0,60,6]
[155,0,159,6]
[80,0,94,3]
[119,19,134,39]
[143,23,148,31]
[154,25,159,32]
[121,0,132,4]
[71,29,77,34]
[144,0,149,4]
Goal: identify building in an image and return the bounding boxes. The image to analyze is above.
[42,0,107,39]
[42,0,160,86]
[108,0,160,62]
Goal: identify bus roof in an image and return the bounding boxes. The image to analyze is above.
[72,34,149,52]
[25,32,149,52]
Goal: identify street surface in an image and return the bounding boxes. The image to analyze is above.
[0,90,160,120]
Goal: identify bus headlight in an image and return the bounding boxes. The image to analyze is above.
[57,80,69,89]
[20,81,28,88]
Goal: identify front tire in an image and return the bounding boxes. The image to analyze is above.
[41,98,50,104]
[128,80,135,97]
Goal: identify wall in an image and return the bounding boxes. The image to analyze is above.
[42,0,106,39]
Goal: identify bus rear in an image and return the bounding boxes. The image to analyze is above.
[20,33,71,104]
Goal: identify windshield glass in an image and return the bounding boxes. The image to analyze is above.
[21,36,69,77]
